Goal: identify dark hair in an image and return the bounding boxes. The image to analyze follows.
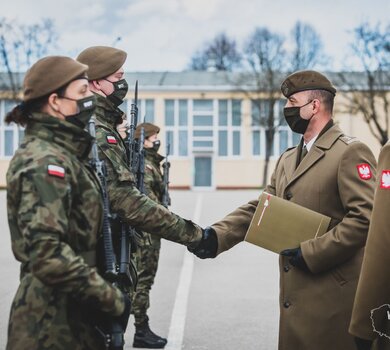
[4,75,85,126]
[308,90,335,113]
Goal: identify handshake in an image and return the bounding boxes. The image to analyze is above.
[188,226,218,259]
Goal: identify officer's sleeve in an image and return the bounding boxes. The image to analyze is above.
[14,160,125,317]
[301,142,376,273]
[211,200,258,255]
[210,154,281,255]
[349,143,390,340]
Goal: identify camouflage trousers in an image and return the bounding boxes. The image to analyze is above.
[131,233,161,325]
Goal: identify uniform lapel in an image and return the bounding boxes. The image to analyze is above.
[283,149,299,183]
[286,123,343,187]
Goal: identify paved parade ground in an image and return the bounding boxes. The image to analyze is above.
[0,189,280,350]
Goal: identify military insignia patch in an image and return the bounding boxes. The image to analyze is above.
[106,135,117,144]
[47,164,65,178]
[380,170,390,189]
[281,82,289,96]
[356,164,372,180]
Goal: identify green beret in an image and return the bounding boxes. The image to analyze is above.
[135,122,160,139]
[77,46,127,81]
[281,70,336,98]
[23,56,88,102]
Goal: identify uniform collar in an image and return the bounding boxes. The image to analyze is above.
[26,112,93,159]
[286,122,343,186]
[94,93,124,128]
[313,120,343,150]
[145,148,164,165]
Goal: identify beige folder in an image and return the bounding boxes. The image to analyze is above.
[244,192,331,254]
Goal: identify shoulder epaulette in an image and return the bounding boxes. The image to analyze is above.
[339,135,359,145]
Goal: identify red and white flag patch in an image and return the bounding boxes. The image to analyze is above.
[356,164,372,180]
[106,135,117,144]
[47,164,65,178]
[380,170,390,189]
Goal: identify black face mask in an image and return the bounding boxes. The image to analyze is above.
[152,140,161,152]
[62,95,96,129]
[105,79,128,107]
[283,100,314,134]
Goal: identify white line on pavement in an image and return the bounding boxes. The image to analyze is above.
[165,194,203,350]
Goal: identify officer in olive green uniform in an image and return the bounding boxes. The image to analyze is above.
[349,140,390,350]
[190,71,376,350]
[130,123,168,348]
[5,56,129,350]
[77,46,203,251]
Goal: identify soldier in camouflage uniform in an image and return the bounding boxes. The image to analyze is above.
[76,46,209,345]
[77,46,203,246]
[5,56,130,350]
[131,123,168,348]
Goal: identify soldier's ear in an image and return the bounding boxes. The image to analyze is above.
[312,99,321,114]
[91,80,102,91]
[47,93,61,112]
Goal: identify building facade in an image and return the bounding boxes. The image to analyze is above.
[0,71,386,188]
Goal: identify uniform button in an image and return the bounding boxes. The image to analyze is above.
[283,301,291,308]
[284,265,290,272]
[285,192,292,200]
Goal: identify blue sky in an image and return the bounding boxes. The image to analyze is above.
[1,0,389,71]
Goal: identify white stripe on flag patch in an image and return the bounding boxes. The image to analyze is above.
[47,164,65,178]
[107,135,117,144]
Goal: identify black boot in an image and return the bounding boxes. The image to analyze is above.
[133,317,168,349]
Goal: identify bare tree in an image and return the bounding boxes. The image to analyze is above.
[0,17,58,100]
[189,32,241,71]
[339,22,390,146]
[289,21,328,71]
[237,27,286,187]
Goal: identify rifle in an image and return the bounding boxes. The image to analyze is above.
[128,80,138,173]
[118,82,141,287]
[118,81,145,290]
[136,125,146,193]
[162,142,171,208]
[88,118,125,350]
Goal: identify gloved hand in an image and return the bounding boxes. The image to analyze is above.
[119,292,131,331]
[188,226,218,259]
[280,247,309,272]
[354,337,373,350]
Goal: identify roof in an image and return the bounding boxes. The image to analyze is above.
[0,70,388,93]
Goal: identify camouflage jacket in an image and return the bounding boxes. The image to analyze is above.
[144,148,165,204]
[93,93,202,246]
[6,113,125,350]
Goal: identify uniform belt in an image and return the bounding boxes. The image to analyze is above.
[80,250,97,267]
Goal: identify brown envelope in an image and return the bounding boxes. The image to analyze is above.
[244,192,331,253]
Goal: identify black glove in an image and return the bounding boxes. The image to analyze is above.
[280,247,309,272]
[118,292,131,331]
[354,337,373,350]
[188,226,218,259]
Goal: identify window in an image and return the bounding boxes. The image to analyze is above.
[164,99,189,157]
[122,99,155,123]
[217,99,242,157]
[164,98,242,158]
[0,99,24,158]
[252,99,301,158]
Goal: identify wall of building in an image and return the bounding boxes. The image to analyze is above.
[0,89,387,189]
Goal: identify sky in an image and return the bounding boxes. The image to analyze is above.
[1,0,389,72]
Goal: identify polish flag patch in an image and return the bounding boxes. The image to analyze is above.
[380,170,390,189]
[106,135,117,144]
[47,164,65,178]
[356,164,372,180]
